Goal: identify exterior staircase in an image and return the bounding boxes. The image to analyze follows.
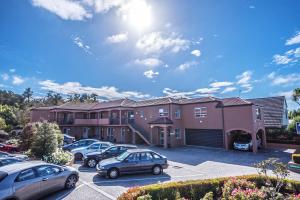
[128,123,151,145]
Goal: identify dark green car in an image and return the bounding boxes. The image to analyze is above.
[96,149,168,179]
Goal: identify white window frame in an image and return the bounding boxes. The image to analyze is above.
[194,107,207,118]
[174,109,181,119]
[175,128,181,139]
[256,107,261,120]
[159,108,168,117]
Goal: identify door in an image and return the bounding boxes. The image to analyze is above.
[14,168,42,200]
[120,128,126,143]
[120,153,140,174]
[107,128,114,142]
[139,152,154,172]
[83,127,89,139]
[185,129,223,148]
[36,165,65,194]
[159,128,164,145]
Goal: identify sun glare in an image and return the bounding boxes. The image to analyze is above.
[124,0,153,32]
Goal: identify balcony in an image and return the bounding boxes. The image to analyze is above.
[74,118,110,125]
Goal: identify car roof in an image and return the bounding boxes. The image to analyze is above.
[126,149,153,153]
[77,139,98,142]
[111,144,137,148]
[0,157,20,161]
[0,161,46,174]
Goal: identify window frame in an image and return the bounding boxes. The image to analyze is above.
[194,107,207,118]
[174,109,181,119]
[159,108,169,117]
[175,128,181,139]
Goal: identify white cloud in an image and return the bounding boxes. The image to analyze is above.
[134,58,163,68]
[286,32,300,46]
[273,54,293,65]
[191,49,201,57]
[177,61,198,71]
[9,69,15,73]
[12,75,24,85]
[143,70,159,79]
[163,87,219,98]
[221,87,237,94]
[236,71,253,93]
[275,90,298,110]
[210,81,233,88]
[106,32,128,43]
[272,47,300,65]
[72,36,92,54]
[32,0,92,21]
[267,72,300,85]
[1,73,9,81]
[39,80,149,99]
[136,32,190,54]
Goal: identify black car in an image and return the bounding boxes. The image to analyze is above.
[62,139,99,151]
[96,149,168,179]
[84,144,137,168]
[0,157,23,167]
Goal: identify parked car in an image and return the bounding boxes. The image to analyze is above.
[71,141,113,160]
[0,157,24,167]
[63,134,76,145]
[96,149,168,179]
[0,151,28,160]
[0,143,19,153]
[233,134,262,151]
[84,144,137,168]
[62,139,99,151]
[0,161,79,200]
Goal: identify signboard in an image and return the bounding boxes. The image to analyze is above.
[297,122,300,135]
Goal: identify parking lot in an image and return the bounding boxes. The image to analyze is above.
[43,146,300,200]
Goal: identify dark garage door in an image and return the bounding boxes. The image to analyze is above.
[185,129,224,148]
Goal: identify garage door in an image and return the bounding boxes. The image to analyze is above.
[185,129,224,148]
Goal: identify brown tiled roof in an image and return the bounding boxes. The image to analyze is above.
[220,97,253,107]
[247,96,286,128]
[178,96,218,104]
[31,106,58,110]
[92,99,136,110]
[56,102,98,110]
[148,117,173,124]
[133,97,179,107]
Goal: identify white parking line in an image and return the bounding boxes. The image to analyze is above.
[80,180,115,200]
[56,183,85,200]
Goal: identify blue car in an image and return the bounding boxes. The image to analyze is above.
[62,139,99,151]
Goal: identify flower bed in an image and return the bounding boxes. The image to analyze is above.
[118,175,300,200]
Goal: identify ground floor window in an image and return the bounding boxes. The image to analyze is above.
[83,127,89,138]
[63,128,71,135]
[107,127,114,142]
[121,127,126,143]
[175,128,181,139]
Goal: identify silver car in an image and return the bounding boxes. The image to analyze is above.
[0,161,79,200]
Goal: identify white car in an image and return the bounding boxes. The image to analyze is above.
[233,135,262,151]
[71,142,113,160]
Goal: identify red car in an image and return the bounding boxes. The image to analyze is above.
[0,143,19,153]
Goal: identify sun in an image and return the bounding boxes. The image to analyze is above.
[123,0,153,32]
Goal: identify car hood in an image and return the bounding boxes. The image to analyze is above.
[86,151,104,157]
[234,141,250,145]
[99,157,121,166]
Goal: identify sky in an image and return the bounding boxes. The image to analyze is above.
[0,0,300,109]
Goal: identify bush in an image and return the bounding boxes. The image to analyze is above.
[293,154,300,164]
[20,123,37,151]
[136,194,152,200]
[222,178,256,199]
[288,116,300,134]
[43,149,73,165]
[202,191,213,200]
[30,121,63,158]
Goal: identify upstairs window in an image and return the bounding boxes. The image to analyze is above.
[194,107,207,118]
[256,107,261,120]
[159,108,168,117]
[174,109,181,119]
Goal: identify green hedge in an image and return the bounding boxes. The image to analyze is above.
[118,175,300,200]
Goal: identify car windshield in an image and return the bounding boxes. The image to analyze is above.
[0,171,8,182]
[236,135,251,143]
[116,151,130,161]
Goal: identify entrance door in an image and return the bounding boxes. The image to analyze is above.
[83,127,89,138]
[107,128,114,142]
[120,128,126,143]
[159,128,164,145]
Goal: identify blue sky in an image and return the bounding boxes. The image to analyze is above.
[0,0,300,109]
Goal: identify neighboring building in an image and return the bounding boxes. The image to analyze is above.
[248,96,288,128]
[30,96,266,153]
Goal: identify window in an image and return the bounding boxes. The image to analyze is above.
[89,143,100,150]
[174,109,181,119]
[16,169,36,182]
[140,111,144,118]
[140,152,153,161]
[36,165,60,176]
[101,143,110,149]
[125,153,139,162]
[175,128,181,139]
[194,107,207,118]
[106,147,118,154]
[151,153,162,159]
[159,108,168,117]
[256,108,261,120]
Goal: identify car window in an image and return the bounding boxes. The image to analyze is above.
[140,152,153,161]
[1,159,15,165]
[126,153,139,162]
[89,143,100,149]
[119,146,129,151]
[36,165,60,176]
[0,152,8,156]
[101,144,109,149]
[151,153,162,159]
[76,141,85,146]
[86,140,95,145]
[16,169,36,182]
[106,147,118,154]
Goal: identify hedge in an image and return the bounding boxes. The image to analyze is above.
[118,175,300,200]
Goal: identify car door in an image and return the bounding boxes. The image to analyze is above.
[13,168,42,200]
[139,152,154,172]
[120,153,140,174]
[87,143,100,154]
[36,165,65,194]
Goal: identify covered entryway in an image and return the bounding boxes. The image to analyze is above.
[149,117,173,148]
[185,129,224,148]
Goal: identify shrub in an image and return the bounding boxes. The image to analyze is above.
[30,121,63,158]
[136,194,152,200]
[202,191,213,200]
[230,188,266,200]
[293,154,300,164]
[288,116,300,134]
[20,123,37,151]
[43,149,73,165]
[222,178,256,199]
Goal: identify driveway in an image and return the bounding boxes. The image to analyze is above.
[44,146,300,200]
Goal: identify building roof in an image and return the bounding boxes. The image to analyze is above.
[148,117,173,125]
[178,96,218,104]
[220,97,253,107]
[247,96,287,128]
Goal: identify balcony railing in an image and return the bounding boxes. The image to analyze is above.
[74,118,110,125]
[57,117,133,126]
[57,119,74,125]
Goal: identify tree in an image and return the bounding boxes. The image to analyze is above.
[30,121,63,158]
[22,88,33,103]
[90,93,98,102]
[19,123,37,151]
[0,105,18,131]
[288,116,300,133]
[0,117,6,130]
[292,88,300,106]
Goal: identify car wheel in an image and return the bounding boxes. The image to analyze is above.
[65,175,78,189]
[108,168,119,179]
[152,165,162,175]
[75,153,83,161]
[87,159,97,168]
